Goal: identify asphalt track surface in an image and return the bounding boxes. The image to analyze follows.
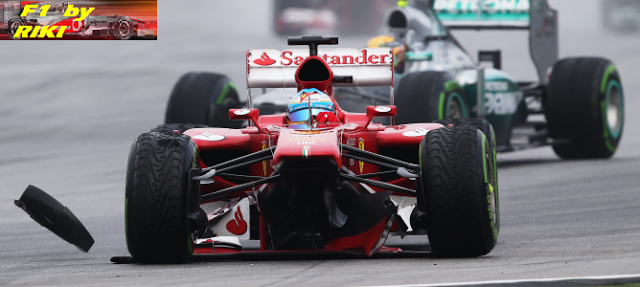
[1,0,639,286]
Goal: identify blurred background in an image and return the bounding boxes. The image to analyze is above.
[0,0,639,285]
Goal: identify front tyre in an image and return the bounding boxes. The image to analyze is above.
[418,126,498,257]
[395,71,468,124]
[125,132,199,263]
[547,57,624,159]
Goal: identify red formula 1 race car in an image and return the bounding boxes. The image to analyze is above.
[122,36,499,263]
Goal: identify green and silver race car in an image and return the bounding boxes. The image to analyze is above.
[333,0,624,159]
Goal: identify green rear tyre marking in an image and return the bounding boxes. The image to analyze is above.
[488,183,495,218]
[491,127,497,188]
[600,79,623,153]
[438,92,445,119]
[600,65,617,93]
[481,133,488,183]
[187,233,193,255]
[483,135,498,240]
[216,82,237,105]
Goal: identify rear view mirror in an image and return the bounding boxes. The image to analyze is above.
[14,185,94,252]
[228,108,259,122]
[365,105,397,127]
[229,108,261,129]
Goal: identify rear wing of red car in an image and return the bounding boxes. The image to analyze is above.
[246,47,394,89]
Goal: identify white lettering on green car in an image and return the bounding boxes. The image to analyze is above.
[482,81,523,115]
[434,0,531,22]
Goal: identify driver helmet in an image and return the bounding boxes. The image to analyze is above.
[286,88,337,129]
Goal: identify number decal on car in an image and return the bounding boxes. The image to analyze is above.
[402,128,430,137]
[234,109,251,116]
[193,132,225,141]
[375,106,392,113]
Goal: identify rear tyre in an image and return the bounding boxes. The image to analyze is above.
[395,71,468,124]
[151,123,208,134]
[165,72,242,128]
[125,132,199,263]
[547,57,624,159]
[418,126,498,257]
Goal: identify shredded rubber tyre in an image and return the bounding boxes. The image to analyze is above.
[151,123,208,134]
[125,132,198,263]
[547,57,624,159]
[165,72,242,128]
[395,71,468,124]
[419,126,499,257]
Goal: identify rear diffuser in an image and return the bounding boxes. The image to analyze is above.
[14,185,95,252]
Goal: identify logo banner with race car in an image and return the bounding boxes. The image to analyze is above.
[247,48,394,88]
[1,0,157,40]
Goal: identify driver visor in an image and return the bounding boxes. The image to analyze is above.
[288,108,333,123]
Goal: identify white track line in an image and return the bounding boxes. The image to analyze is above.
[357,274,640,287]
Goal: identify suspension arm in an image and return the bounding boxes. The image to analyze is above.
[340,173,416,196]
[199,146,276,174]
[201,174,281,201]
[341,144,419,172]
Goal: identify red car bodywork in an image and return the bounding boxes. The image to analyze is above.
[186,42,445,256]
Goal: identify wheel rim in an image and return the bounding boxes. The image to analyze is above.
[446,93,466,118]
[9,21,21,36]
[118,21,131,37]
[449,98,462,118]
[606,81,623,139]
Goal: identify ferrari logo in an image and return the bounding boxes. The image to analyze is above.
[300,92,310,103]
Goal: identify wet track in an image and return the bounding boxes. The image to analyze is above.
[1,0,640,286]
